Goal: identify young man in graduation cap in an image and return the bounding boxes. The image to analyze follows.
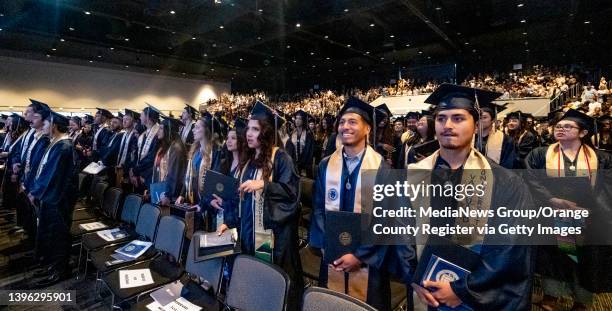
[99,113,124,185]
[475,101,517,169]
[131,104,160,194]
[89,107,113,162]
[28,110,79,287]
[408,84,534,310]
[11,100,49,188]
[286,109,315,177]
[309,97,403,310]
[525,109,612,311]
[116,109,140,192]
[401,111,420,144]
[180,104,198,147]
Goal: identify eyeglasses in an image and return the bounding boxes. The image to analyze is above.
[554,124,580,131]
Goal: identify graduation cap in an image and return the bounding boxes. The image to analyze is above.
[96,107,114,119]
[29,99,51,118]
[375,104,392,119]
[10,113,26,128]
[184,104,199,118]
[143,103,161,121]
[202,112,223,134]
[559,109,596,136]
[250,101,286,128]
[424,83,502,120]
[293,110,313,123]
[46,111,70,128]
[1,114,8,119]
[405,111,421,120]
[547,108,565,125]
[70,116,82,126]
[115,112,124,119]
[83,115,94,124]
[338,97,374,126]
[124,109,141,120]
[161,115,184,135]
[231,117,248,132]
[506,110,525,121]
[479,102,507,119]
[598,115,612,123]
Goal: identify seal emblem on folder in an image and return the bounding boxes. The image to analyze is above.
[339,232,352,246]
[216,183,224,193]
[436,269,460,282]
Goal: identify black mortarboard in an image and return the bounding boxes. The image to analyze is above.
[506,110,525,121]
[124,109,141,120]
[96,107,114,119]
[70,116,82,126]
[184,104,199,118]
[560,109,596,136]
[143,103,161,121]
[83,115,94,124]
[294,110,312,122]
[1,114,7,119]
[161,116,183,134]
[29,99,51,119]
[338,97,374,126]
[375,104,392,118]
[598,115,612,123]
[424,83,502,120]
[547,108,565,125]
[202,112,223,134]
[405,111,421,120]
[250,101,286,128]
[46,111,70,128]
[10,113,25,128]
[231,117,248,132]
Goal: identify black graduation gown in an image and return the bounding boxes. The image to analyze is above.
[117,130,139,180]
[310,150,411,311]
[475,132,517,169]
[92,125,110,162]
[75,131,93,168]
[286,130,315,176]
[22,135,50,192]
[525,146,612,292]
[405,156,534,311]
[233,149,303,310]
[100,131,123,167]
[514,131,539,168]
[152,140,187,201]
[322,133,338,158]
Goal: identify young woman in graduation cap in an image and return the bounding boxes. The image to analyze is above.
[217,101,303,310]
[505,110,540,168]
[175,113,224,231]
[152,116,187,206]
[525,109,612,311]
[408,84,534,311]
[398,113,437,168]
[286,110,315,177]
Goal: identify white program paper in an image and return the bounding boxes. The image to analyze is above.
[96,228,128,242]
[119,268,154,289]
[146,297,201,311]
[115,240,153,259]
[79,221,108,231]
[82,162,105,174]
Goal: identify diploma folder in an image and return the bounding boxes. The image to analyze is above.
[202,169,239,202]
[412,236,480,311]
[324,211,362,264]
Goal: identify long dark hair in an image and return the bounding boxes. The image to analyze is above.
[157,121,180,156]
[508,119,527,143]
[221,127,248,175]
[246,117,279,180]
[406,116,435,144]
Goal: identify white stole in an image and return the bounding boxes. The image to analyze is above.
[138,123,160,163]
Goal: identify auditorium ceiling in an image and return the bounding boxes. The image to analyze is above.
[0,0,610,92]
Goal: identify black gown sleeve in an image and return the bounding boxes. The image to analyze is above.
[263,150,300,227]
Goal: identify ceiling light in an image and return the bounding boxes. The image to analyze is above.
[324,35,329,39]
[46,54,50,57]
[219,25,224,29]
[239,58,243,61]
[0,13,4,17]
[124,65,129,68]
[69,27,75,31]
[192,37,196,40]
[84,11,91,15]
[124,38,129,41]
[464,42,469,45]
[89,60,93,63]
[523,32,528,35]
[405,43,410,47]
[203,53,208,57]
[229,46,233,49]
[97,55,102,58]
[210,68,215,71]
[293,60,297,63]
[257,36,261,40]
[517,3,524,7]
[258,9,263,12]
[182,72,186,75]
[389,35,394,38]
[326,57,330,60]
[110,47,114,50]
[310,52,314,55]
[296,23,301,28]
[156,69,160,72]
[286,45,291,48]
[145,25,150,29]
[344,9,349,12]
[418,51,423,54]
[584,20,590,24]
[435,7,441,10]
[366,51,370,54]
[380,57,384,60]
[60,38,65,42]
[520,19,526,23]
[52,48,57,51]
[445,20,450,24]
[369,23,375,27]
[170,10,175,14]
[347,44,351,47]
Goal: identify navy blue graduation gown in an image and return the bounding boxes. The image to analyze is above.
[417,157,534,311]
[134,134,159,189]
[15,129,36,167]
[310,149,412,311]
[235,149,303,310]
[526,147,612,293]
[92,126,110,161]
[100,131,123,167]
[117,130,139,179]
[22,135,50,192]
[323,133,338,158]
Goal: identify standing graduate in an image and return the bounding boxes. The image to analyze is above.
[28,111,79,287]
[408,84,534,311]
[89,108,112,162]
[525,109,612,311]
[286,110,315,177]
[68,116,81,142]
[474,102,517,169]
[595,115,612,151]
[175,113,224,231]
[219,101,303,309]
[399,114,437,167]
[506,110,539,168]
[99,114,124,186]
[115,109,140,193]
[309,97,407,311]
[374,104,396,165]
[131,105,160,193]
[1,114,28,214]
[320,114,338,159]
[179,104,198,148]
[11,100,48,192]
[152,116,187,206]
[75,115,94,169]
[401,111,420,144]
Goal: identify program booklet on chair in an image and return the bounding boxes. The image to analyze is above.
[193,229,240,263]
